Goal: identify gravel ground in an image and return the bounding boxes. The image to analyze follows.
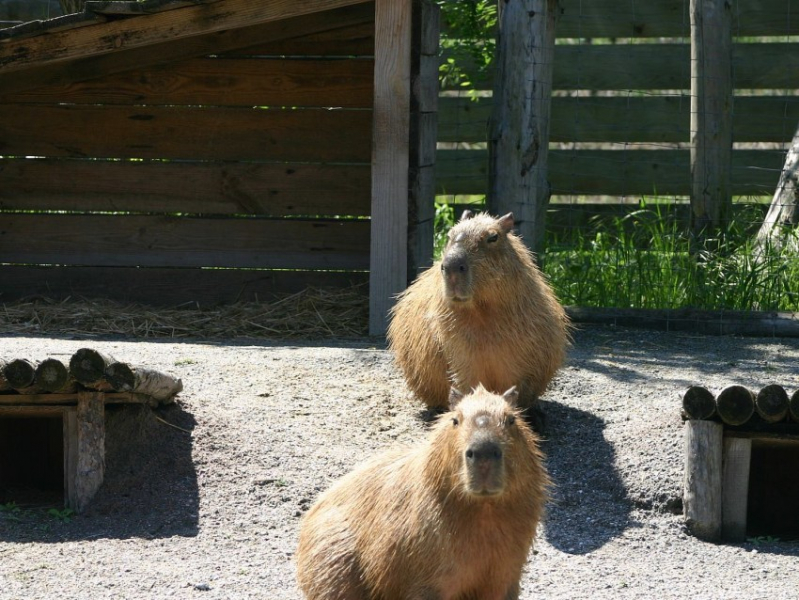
[1,324,798,599]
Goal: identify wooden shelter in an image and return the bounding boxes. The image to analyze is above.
[0,0,440,335]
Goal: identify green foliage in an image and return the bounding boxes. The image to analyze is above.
[47,507,74,523]
[0,501,22,521]
[433,201,456,260]
[543,203,799,311]
[431,199,799,311]
[438,0,497,93]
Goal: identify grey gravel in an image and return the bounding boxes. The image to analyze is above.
[1,325,798,599]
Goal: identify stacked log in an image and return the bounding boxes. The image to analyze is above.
[35,358,77,393]
[683,383,799,427]
[0,348,182,403]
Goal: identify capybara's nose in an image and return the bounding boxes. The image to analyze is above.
[465,440,503,464]
[441,252,469,276]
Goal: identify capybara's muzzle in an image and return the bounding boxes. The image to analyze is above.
[465,438,505,496]
[441,248,472,301]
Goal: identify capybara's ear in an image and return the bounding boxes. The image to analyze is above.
[449,387,465,410]
[460,209,475,221]
[502,386,519,406]
[498,213,515,233]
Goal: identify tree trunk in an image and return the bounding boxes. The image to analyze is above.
[755,122,799,253]
[488,0,559,258]
[690,0,733,240]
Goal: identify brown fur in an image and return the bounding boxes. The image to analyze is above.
[296,386,549,600]
[387,211,570,410]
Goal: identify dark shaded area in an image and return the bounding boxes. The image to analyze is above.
[539,400,631,555]
[0,403,198,542]
[0,416,63,505]
[747,441,799,541]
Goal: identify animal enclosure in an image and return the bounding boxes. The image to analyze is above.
[0,0,440,335]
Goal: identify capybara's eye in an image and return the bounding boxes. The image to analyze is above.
[452,417,459,427]
[486,233,499,243]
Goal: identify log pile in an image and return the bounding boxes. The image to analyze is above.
[682,384,799,428]
[0,348,182,403]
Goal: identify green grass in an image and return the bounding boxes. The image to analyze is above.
[433,200,799,312]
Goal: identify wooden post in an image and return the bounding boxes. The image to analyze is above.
[488,0,559,257]
[684,419,723,542]
[722,436,751,542]
[73,390,105,512]
[63,407,79,510]
[407,0,439,278]
[689,0,733,238]
[370,0,413,336]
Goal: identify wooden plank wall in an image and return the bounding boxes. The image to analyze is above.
[0,3,377,305]
[437,0,799,202]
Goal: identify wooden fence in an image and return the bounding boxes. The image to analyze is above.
[437,0,799,203]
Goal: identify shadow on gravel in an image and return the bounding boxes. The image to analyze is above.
[0,403,199,543]
[540,400,631,555]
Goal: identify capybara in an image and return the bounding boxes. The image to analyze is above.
[387,210,569,412]
[296,385,549,600]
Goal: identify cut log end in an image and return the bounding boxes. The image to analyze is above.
[715,385,755,426]
[790,389,799,423]
[34,358,75,393]
[3,358,38,389]
[682,385,716,420]
[69,348,116,386]
[755,384,789,423]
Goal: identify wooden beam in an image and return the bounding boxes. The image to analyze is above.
[0,392,149,405]
[0,159,371,217]
[73,391,105,513]
[0,214,370,270]
[0,265,368,306]
[0,0,368,74]
[0,104,372,163]
[684,419,723,542]
[722,436,751,542]
[63,408,79,510]
[0,1,375,93]
[436,148,783,197]
[369,0,412,336]
[1,57,375,108]
[690,0,734,237]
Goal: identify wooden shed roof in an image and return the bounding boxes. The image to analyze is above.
[0,0,372,93]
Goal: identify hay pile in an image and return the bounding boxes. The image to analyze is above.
[0,286,369,339]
